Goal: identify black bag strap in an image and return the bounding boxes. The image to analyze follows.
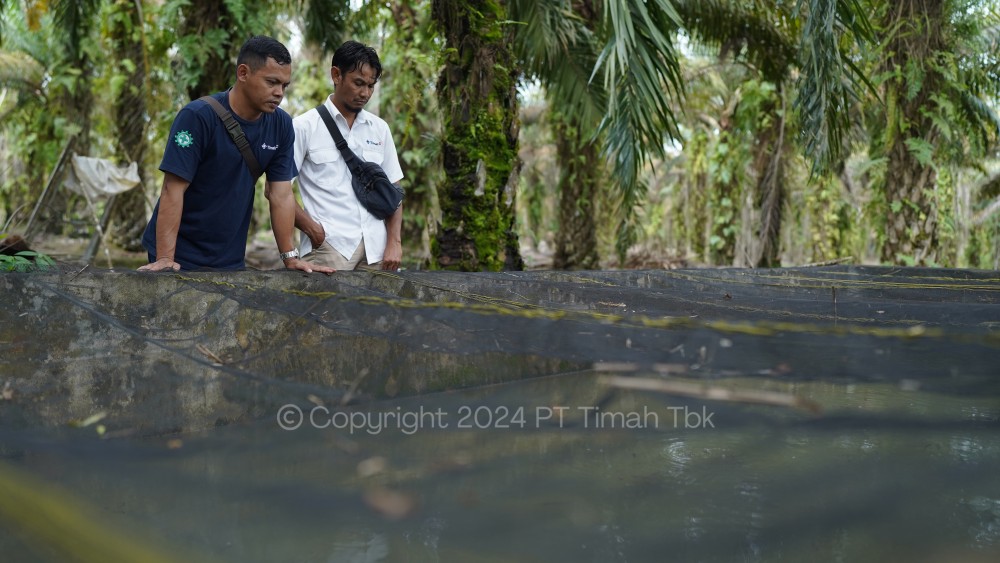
[315,104,359,165]
[200,95,264,180]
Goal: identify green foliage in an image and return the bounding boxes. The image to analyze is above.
[158,0,287,100]
[0,248,55,271]
[673,0,798,84]
[0,0,997,271]
[795,0,863,174]
[904,137,935,167]
[374,0,443,262]
[599,0,685,230]
[0,6,75,226]
[705,132,746,263]
[299,0,353,56]
[515,105,559,249]
[806,174,851,261]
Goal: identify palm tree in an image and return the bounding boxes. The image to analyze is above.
[0,25,55,232]
[509,0,873,268]
[0,0,102,237]
[869,0,1000,265]
[671,0,877,266]
[508,0,686,267]
[376,0,443,266]
[164,0,287,100]
[431,0,523,271]
[107,0,150,251]
[29,0,99,235]
[509,0,605,269]
[175,0,239,99]
[672,0,798,267]
[298,0,352,56]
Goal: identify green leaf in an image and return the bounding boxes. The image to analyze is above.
[904,137,935,167]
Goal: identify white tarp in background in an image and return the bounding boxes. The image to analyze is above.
[63,154,140,200]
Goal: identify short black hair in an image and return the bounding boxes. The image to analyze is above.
[237,35,291,71]
[331,40,382,82]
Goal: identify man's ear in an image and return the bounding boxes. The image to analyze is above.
[236,63,251,82]
[330,66,341,87]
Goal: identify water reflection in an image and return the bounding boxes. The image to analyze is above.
[2,371,999,562]
[967,497,1000,548]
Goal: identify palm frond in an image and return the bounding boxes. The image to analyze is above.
[956,4,1000,101]
[794,0,873,173]
[673,0,797,83]
[598,0,684,164]
[509,0,584,70]
[0,51,44,94]
[595,0,685,261]
[835,0,876,42]
[509,0,605,135]
[300,0,353,56]
[957,90,1000,153]
[50,0,100,59]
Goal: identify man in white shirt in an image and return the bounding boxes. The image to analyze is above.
[292,41,404,271]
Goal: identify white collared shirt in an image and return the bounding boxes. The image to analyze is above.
[292,96,404,263]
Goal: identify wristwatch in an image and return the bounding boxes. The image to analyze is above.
[279,249,299,261]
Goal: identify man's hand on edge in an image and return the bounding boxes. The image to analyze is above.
[138,258,181,272]
[284,257,335,274]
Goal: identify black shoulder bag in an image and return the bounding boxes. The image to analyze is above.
[200,95,264,181]
[315,104,403,220]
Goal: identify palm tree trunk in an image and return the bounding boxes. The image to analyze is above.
[752,97,786,268]
[553,116,600,270]
[108,0,149,251]
[386,0,439,265]
[180,0,235,99]
[883,136,939,263]
[879,0,944,264]
[431,0,523,271]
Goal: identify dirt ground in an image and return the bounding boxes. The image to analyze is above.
[21,230,687,271]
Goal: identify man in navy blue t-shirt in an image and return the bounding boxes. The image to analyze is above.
[139,35,332,274]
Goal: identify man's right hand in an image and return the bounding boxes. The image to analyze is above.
[138,258,181,272]
[305,222,325,249]
[284,257,335,274]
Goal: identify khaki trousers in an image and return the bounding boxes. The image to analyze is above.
[304,239,381,271]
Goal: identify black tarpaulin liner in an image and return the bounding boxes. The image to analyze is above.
[1,266,999,562]
[3,266,998,433]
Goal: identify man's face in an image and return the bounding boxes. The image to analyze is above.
[241,57,291,114]
[331,63,377,114]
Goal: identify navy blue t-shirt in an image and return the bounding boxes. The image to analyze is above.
[142,91,294,270]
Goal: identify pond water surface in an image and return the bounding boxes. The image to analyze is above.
[3,370,998,563]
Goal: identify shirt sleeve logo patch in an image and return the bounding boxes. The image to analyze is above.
[174,131,194,148]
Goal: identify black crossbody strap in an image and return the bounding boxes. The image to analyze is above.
[200,95,264,180]
[315,104,356,161]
